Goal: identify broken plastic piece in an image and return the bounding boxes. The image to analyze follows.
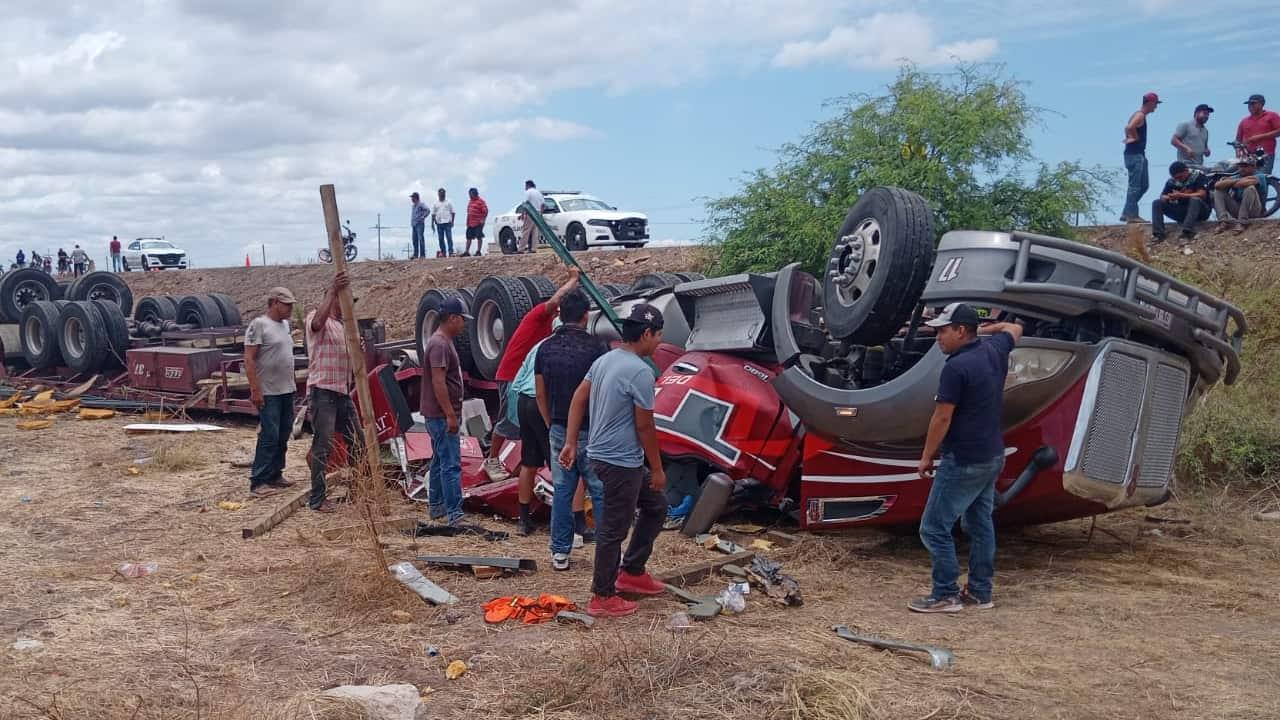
[388,561,458,606]
[666,612,693,632]
[117,562,159,578]
[717,586,746,614]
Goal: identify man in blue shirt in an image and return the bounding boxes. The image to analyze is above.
[1212,156,1266,233]
[912,303,1023,614]
[560,303,666,618]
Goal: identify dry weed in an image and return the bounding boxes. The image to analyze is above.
[782,671,878,720]
[152,439,208,472]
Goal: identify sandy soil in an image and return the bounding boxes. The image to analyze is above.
[2,415,1278,720]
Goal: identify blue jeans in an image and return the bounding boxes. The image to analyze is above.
[411,223,426,258]
[249,392,294,489]
[111,253,121,272]
[548,424,605,555]
[425,417,463,524]
[919,453,1005,602]
[436,222,454,255]
[1123,153,1149,219]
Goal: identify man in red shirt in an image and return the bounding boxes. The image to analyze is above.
[109,236,122,272]
[463,188,488,258]
[1237,94,1280,175]
[483,269,581,486]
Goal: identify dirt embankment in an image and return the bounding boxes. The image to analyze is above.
[120,247,713,339]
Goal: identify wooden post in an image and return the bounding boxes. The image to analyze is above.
[319,184,383,497]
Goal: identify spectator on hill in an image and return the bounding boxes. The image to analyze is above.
[463,187,488,258]
[71,245,87,276]
[432,188,455,258]
[1151,161,1211,243]
[1237,94,1280,175]
[1172,104,1213,166]
[410,192,429,259]
[43,256,51,273]
[56,248,68,275]
[1121,92,1161,223]
[520,180,544,253]
[110,236,122,272]
[15,249,24,268]
[1212,156,1266,234]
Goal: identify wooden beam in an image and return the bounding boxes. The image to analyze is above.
[319,184,383,495]
[320,516,417,541]
[242,487,311,539]
[654,550,755,587]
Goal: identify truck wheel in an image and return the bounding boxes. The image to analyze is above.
[602,283,630,297]
[208,293,243,327]
[415,288,477,374]
[498,228,519,255]
[566,223,588,252]
[469,276,533,379]
[20,301,64,369]
[823,187,935,344]
[134,295,179,323]
[58,301,109,374]
[674,272,706,283]
[630,272,683,292]
[518,276,557,304]
[0,268,59,323]
[92,299,131,368]
[177,295,225,329]
[67,271,134,317]
[54,280,71,300]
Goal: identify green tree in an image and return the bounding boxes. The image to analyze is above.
[706,64,1112,276]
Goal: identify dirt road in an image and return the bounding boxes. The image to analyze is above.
[2,416,1277,719]
[118,247,711,339]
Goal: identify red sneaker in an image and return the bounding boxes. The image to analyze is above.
[615,570,665,596]
[587,594,638,618]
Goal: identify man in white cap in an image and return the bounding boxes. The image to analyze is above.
[245,287,299,497]
[911,303,1022,614]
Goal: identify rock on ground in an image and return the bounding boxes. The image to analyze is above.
[317,684,428,720]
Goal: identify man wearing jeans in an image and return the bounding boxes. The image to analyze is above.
[421,297,470,525]
[912,303,1022,613]
[245,287,298,497]
[561,304,666,618]
[537,289,608,570]
[1121,92,1161,223]
[432,188,455,257]
[305,272,360,513]
[410,192,429,259]
[1151,161,1211,243]
[109,236,122,272]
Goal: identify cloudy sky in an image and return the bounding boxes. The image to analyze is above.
[1,0,1275,267]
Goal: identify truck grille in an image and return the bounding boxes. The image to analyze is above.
[1137,363,1188,488]
[1080,351,1146,486]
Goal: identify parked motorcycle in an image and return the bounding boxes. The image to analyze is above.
[318,221,359,263]
[1191,142,1280,217]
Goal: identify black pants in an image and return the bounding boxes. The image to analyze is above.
[249,392,294,489]
[1152,197,1210,236]
[590,460,666,597]
[308,387,360,508]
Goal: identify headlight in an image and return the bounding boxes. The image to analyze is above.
[1005,348,1073,389]
[587,219,611,227]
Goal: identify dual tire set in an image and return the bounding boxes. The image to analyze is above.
[413,271,704,379]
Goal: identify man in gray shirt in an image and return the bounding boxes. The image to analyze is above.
[245,287,298,496]
[561,303,666,618]
[1172,104,1213,166]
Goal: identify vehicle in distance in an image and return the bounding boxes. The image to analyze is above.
[492,191,649,254]
[122,238,188,271]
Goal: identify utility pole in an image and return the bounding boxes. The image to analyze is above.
[369,214,406,261]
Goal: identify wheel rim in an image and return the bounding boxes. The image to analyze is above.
[476,299,504,359]
[14,280,49,312]
[64,316,85,358]
[831,218,882,308]
[420,309,439,344]
[86,282,120,305]
[23,316,44,355]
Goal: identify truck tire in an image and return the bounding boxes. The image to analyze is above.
[468,276,533,379]
[602,283,630,297]
[20,301,64,369]
[415,288,477,374]
[67,271,134,317]
[674,272,706,283]
[823,187,935,344]
[54,280,71,300]
[630,272,683,293]
[0,268,59,323]
[208,293,243,327]
[92,299,131,368]
[518,276,557,304]
[58,301,109,374]
[177,295,225,329]
[498,227,519,255]
[134,295,179,323]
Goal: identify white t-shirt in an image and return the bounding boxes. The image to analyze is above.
[432,200,454,225]
[524,187,544,212]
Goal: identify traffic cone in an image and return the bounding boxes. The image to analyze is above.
[245,254,251,267]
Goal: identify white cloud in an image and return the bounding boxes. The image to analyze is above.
[773,12,997,70]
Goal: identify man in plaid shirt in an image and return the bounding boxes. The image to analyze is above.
[305,271,361,513]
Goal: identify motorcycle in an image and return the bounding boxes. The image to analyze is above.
[1191,142,1280,217]
[318,221,359,263]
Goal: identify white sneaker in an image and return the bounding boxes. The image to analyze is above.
[483,458,510,482]
[573,533,584,549]
[552,553,570,571]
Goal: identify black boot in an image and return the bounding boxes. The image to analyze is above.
[518,502,533,536]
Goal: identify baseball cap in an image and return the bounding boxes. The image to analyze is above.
[1143,92,1162,104]
[1246,94,1266,105]
[268,287,296,304]
[925,302,980,328]
[1194,103,1214,113]
[440,297,472,319]
[410,191,419,198]
[622,303,664,329]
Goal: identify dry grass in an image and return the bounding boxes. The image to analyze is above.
[151,438,209,472]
